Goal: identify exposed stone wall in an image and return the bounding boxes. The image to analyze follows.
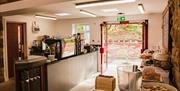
[0,16,4,82]
[169,0,180,90]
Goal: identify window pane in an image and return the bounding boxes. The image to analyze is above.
[85,32,90,44]
[77,24,84,33]
[72,24,90,44]
[72,24,76,34]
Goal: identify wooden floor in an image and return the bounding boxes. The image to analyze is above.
[0,78,15,91]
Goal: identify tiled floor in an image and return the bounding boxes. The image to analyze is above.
[0,78,15,91]
[71,58,141,91]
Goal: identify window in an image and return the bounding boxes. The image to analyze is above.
[72,24,90,44]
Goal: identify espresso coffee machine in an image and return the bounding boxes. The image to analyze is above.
[30,40,43,55]
[44,38,62,60]
[75,33,85,55]
[75,33,81,55]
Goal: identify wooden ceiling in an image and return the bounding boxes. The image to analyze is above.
[0,0,21,5]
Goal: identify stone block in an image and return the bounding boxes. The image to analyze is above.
[174,69,180,90]
[171,8,180,48]
[0,76,4,82]
[0,22,2,32]
[0,68,4,82]
[172,47,178,56]
[171,48,180,71]
[0,31,2,38]
[0,60,3,68]
[172,53,180,71]
[170,0,180,90]
[0,39,3,48]
[175,49,180,57]
[0,50,3,69]
[0,48,3,57]
[173,62,180,71]
[0,68,3,75]
[172,30,180,48]
[172,47,180,57]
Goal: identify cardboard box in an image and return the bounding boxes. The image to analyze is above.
[95,75,116,91]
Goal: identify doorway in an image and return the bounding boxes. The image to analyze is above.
[107,23,143,59]
[6,22,27,78]
[100,21,148,73]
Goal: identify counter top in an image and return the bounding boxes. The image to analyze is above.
[15,51,98,70]
[16,56,47,64]
[15,56,47,70]
[46,51,98,65]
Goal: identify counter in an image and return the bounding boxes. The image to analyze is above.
[15,56,47,91]
[47,51,98,91]
[15,51,98,91]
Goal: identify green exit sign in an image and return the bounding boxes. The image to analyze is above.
[117,16,126,21]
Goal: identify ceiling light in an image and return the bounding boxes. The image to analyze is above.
[55,13,71,16]
[35,15,56,20]
[80,10,96,17]
[138,4,145,14]
[101,8,119,12]
[76,0,136,8]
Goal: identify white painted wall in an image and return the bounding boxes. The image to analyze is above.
[2,13,163,81]
[54,13,163,49]
[3,15,56,54]
[3,13,163,51]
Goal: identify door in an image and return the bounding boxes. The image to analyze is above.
[100,23,108,74]
[100,21,148,73]
[107,22,143,59]
[7,22,27,78]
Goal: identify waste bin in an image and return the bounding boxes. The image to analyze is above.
[117,64,142,91]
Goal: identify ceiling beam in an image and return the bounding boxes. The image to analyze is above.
[0,0,21,5]
[0,0,70,13]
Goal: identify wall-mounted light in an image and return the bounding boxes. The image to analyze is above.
[80,10,96,17]
[76,0,136,8]
[138,4,145,14]
[35,15,56,20]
